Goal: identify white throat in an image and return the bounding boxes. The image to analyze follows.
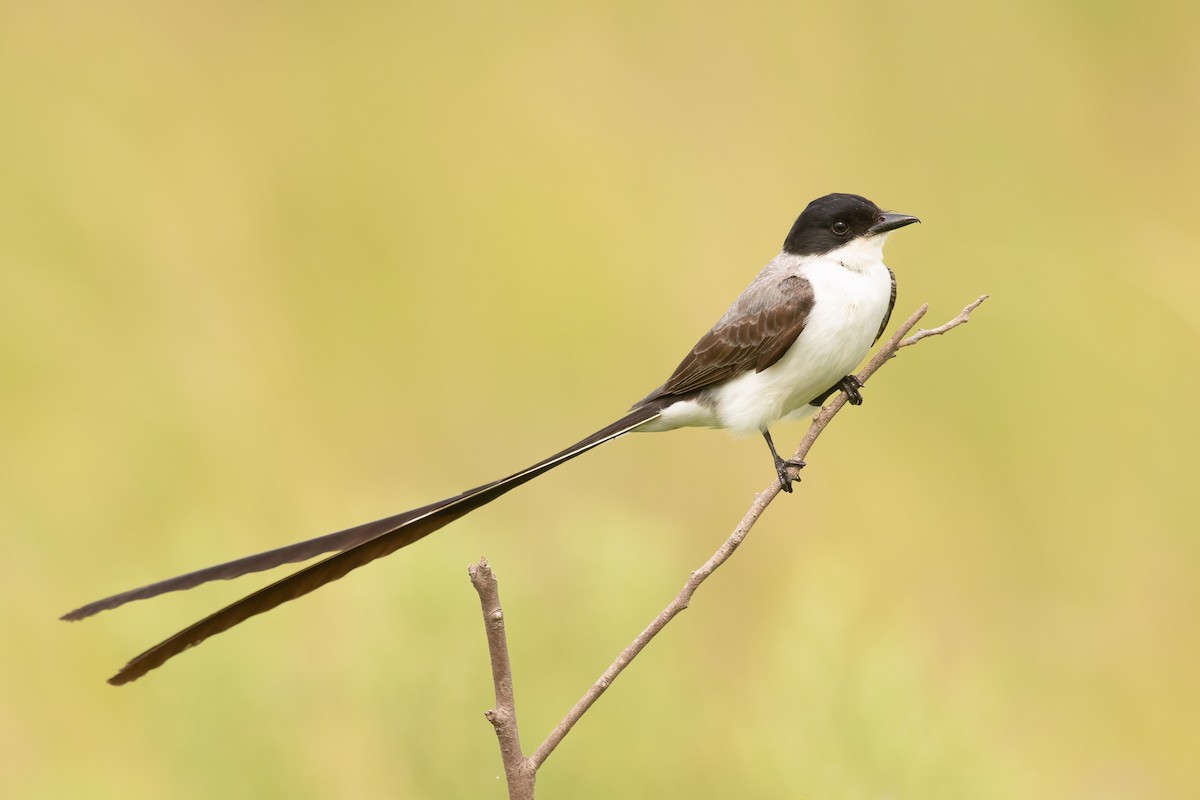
[821,233,890,273]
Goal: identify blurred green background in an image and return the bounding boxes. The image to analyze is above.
[3,1,1198,797]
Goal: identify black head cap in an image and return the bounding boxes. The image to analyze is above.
[782,193,919,256]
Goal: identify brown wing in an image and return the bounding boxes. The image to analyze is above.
[640,274,815,404]
[874,268,897,344]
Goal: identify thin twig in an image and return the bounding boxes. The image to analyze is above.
[899,294,989,348]
[528,295,988,770]
[468,558,535,800]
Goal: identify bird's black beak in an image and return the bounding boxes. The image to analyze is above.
[869,212,921,235]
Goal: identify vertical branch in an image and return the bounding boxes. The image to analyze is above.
[469,558,535,800]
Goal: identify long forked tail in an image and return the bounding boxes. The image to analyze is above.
[63,406,661,685]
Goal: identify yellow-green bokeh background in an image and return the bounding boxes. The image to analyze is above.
[4,2,1198,797]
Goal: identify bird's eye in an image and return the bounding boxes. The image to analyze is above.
[831,221,849,236]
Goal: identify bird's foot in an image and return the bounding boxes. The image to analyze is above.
[762,428,804,492]
[839,375,864,406]
[773,456,806,493]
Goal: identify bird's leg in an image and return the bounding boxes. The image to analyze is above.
[838,375,864,406]
[762,429,804,493]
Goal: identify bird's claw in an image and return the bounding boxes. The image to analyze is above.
[839,375,864,406]
[774,457,806,493]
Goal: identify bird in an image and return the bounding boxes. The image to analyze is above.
[63,192,920,685]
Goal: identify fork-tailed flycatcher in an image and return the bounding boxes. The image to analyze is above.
[64,192,919,684]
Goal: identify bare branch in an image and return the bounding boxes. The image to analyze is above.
[468,558,535,800]
[470,296,988,792]
[528,296,988,770]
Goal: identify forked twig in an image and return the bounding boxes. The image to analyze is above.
[899,295,988,348]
